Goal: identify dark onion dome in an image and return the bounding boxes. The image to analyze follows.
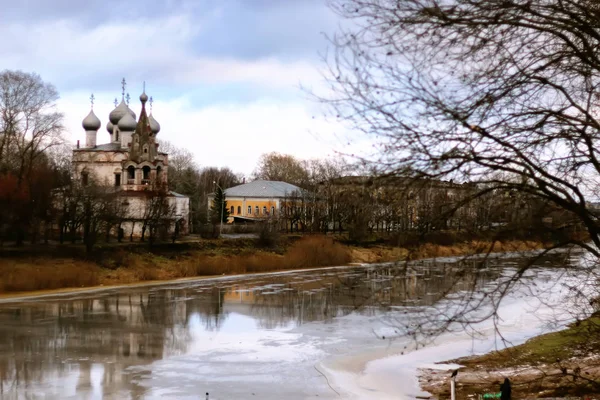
[109,99,136,124]
[82,109,101,131]
[140,91,148,103]
[149,113,160,134]
[117,111,137,131]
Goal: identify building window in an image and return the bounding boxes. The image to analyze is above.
[230,206,234,215]
[237,206,241,215]
[255,206,259,215]
[127,166,135,184]
[115,173,121,187]
[142,166,151,183]
[262,206,267,215]
[82,172,89,186]
[248,206,252,215]
[156,166,162,182]
[116,131,119,141]
[144,147,148,154]
[271,206,275,215]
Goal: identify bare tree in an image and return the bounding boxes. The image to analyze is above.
[320,0,600,387]
[324,0,600,252]
[253,152,310,186]
[0,70,63,181]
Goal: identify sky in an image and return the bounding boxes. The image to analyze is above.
[0,0,363,175]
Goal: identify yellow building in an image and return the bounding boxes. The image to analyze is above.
[208,179,303,223]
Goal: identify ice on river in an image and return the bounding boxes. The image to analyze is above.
[0,249,593,399]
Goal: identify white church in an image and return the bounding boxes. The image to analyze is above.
[72,82,190,237]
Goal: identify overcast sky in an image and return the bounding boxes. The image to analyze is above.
[0,0,361,175]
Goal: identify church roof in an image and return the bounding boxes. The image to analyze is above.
[223,180,303,198]
[74,142,124,151]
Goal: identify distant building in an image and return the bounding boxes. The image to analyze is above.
[71,84,190,236]
[208,180,303,223]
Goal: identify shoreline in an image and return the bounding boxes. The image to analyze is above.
[0,239,550,302]
[0,262,366,303]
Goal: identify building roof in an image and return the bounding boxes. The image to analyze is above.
[74,142,125,152]
[224,180,303,198]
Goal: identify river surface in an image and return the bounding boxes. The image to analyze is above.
[0,250,591,399]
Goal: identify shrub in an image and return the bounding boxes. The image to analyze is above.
[285,236,352,269]
[256,221,280,249]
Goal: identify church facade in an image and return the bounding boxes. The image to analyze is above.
[72,86,190,237]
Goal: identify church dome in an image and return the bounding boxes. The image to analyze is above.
[82,110,101,131]
[149,113,161,134]
[109,99,136,124]
[118,112,137,131]
[106,121,114,134]
[140,91,149,103]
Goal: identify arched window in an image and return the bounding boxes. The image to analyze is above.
[262,206,267,215]
[271,206,275,215]
[142,166,151,183]
[237,206,241,215]
[248,206,252,215]
[127,166,135,184]
[156,166,162,183]
[81,172,89,186]
[255,206,259,215]
[230,206,234,214]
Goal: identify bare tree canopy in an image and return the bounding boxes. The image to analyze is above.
[253,152,311,186]
[325,0,600,254]
[0,70,63,181]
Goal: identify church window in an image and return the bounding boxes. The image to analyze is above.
[230,206,234,215]
[271,206,275,215]
[127,166,135,182]
[116,131,119,141]
[115,173,121,187]
[142,166,151,183]
[255,206,259,215]
[262,206,267,215]
[82,172,89,186]
[237,206,241,215]
[144,147,148,154]
[248,206,252,215]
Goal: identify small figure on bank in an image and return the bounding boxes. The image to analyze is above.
[500,377,511,400]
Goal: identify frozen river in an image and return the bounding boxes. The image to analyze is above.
[0,250,591,399]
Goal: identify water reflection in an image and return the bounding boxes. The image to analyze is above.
[0,252,573,398]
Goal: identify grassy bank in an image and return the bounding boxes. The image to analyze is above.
[0,236,548,294]
[419,317,600,399]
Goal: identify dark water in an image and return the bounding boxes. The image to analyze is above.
[0,252,576,399]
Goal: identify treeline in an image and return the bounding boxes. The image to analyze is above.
[228,154,579,243]
[0,70,69,245]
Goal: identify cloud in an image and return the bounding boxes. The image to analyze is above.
[4,0,371,176]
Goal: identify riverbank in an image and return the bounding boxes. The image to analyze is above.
[0,236,547,296]
[419,316,600,399]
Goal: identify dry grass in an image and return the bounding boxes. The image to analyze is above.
[0,258,99,292]
[177,235,352,276]
[406,239,545,260]
[350,239,547,264]
[0,236,546,294]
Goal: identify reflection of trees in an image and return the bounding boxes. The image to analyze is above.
[0,252,573,398]
[222,258,506,330]
[0,289,201,398]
